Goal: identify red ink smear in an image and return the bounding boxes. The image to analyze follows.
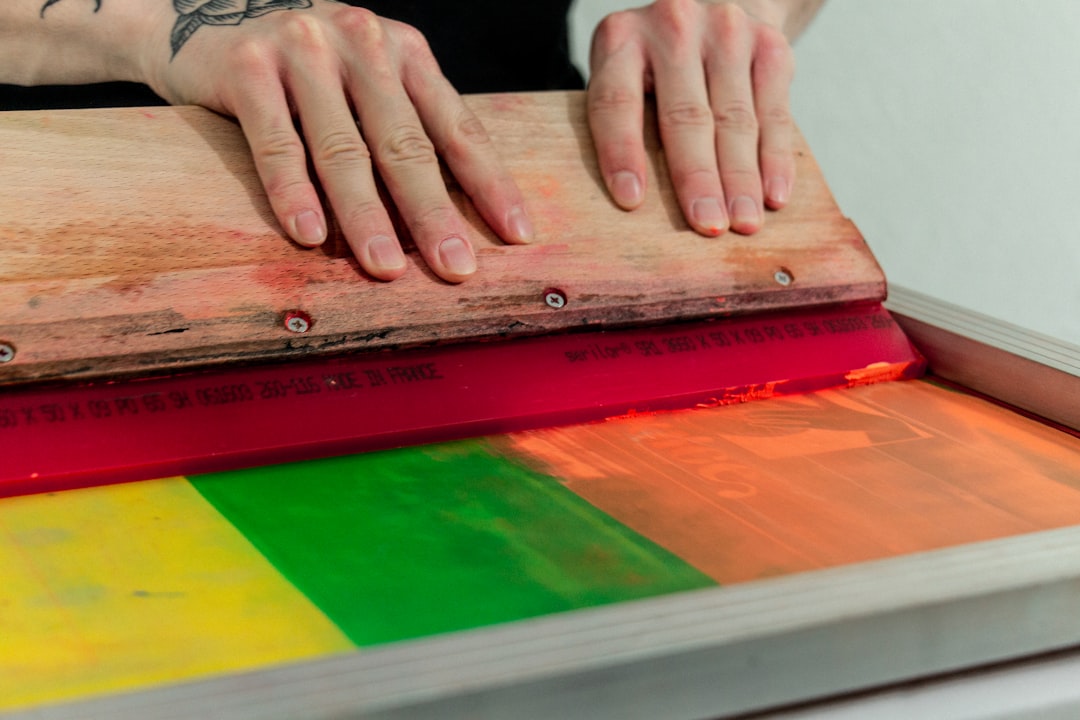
[715,381,782,405]
[845,361,920,388]
[142,111,157,120]
[601,381,786,424]
[602,408,665,423]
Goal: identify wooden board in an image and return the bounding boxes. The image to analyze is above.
[0,91,882,385]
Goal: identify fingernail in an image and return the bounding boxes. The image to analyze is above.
[611,171,643,208]
[766,176,789,206]
[368,234,406,273]
[506,205,534,244]
[730,196,761,230]
[293,210,326,246]
[691,197,728,236]
[439,236,477,276]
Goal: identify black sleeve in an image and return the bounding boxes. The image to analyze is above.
[356,0,583,94]
[0,82,168,110]
[0,0,582,110]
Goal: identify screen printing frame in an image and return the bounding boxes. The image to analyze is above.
[12,286,1080,720]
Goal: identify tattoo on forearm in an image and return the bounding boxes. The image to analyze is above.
[169,0,313,57]
[40,0,313,58]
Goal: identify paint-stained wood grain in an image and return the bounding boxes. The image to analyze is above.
[0,91,882,384]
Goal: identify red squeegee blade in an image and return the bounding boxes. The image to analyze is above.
[1,303,923,497]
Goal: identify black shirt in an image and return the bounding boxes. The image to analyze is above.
[0,0,582,109]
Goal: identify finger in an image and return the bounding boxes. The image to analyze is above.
[652,31,729,237]
[227,47,329,252]
[751,25,797,210]
[705,8,763,234]
[350,24,477,283]
[402,44,535,245]
[285,29,407,281]
[587,13,648,210]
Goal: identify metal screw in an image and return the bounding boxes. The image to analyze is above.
[544,289,567,309]
[774,269,794,287]
[283,311,311,334]
[0,343,13,363]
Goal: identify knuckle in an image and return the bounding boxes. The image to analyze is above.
[338,198,386,228]
[334,5,381,38]
[713,100,758,134]
[277,12,328,51]
[455,113,490,144]
[592,11,636,55]
[408,203,458,237]
[226,39,274,77]
[669,165,718,189]
[755,27,795,73]
[263,174,312,203]
[378,125,437,166]
[336,7,392,60]
[659,101,714,131]
[255,127,306,165]
[653,0,700,34]
[760,104,793,129]
[393,21,431,55]
[704,2,747,40]
[314,130,372,167]
[588,84,639,116]
[720,166,760,185]
[756,24,791,56]
[439,113,491,164]
[708,1,749,29]
[397,27,440,87]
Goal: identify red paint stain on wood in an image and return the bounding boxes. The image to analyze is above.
[534,175,561,199]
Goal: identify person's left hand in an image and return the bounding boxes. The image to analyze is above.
[587,0,797,237]
[140,0,534,284]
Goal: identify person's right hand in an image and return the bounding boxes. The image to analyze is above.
[586,0,810,237]
[139,0,534,283]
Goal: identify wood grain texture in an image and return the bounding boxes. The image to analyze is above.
[0,91,882,385]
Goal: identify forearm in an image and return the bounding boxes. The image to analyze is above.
[0,0,165,86]
[728,0,825,40]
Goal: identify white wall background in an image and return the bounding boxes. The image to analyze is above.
[570,1,1080,345]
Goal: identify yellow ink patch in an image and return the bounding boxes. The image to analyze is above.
[0,478,353,711]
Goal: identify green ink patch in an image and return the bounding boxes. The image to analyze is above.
[191,440,713,646]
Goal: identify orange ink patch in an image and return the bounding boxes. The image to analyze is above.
[498,381,1080,584]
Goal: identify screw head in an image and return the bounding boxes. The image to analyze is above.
[544,289,567,309]
[774,268,794,287]
[0,343,14,363]
[283,310,312,334]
